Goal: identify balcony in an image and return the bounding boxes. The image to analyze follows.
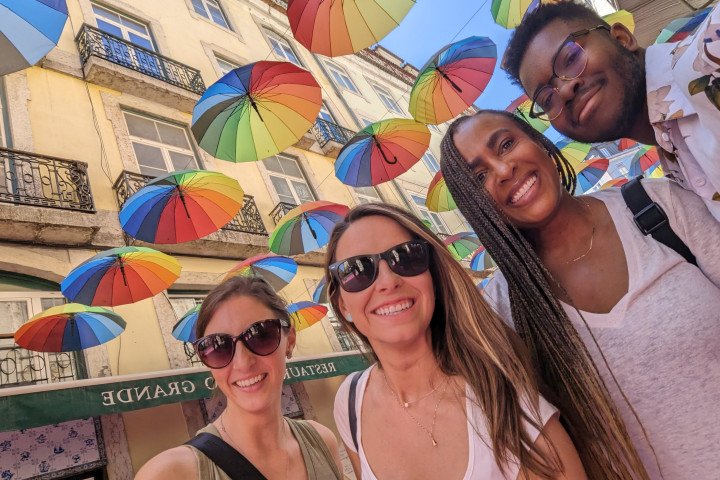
[270,202,298,225]
[76,24,205,112]
[113,170,268,236]
[0,345,86,388]
[310,119,356,157]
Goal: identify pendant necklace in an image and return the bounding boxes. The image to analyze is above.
[566,197,597,264]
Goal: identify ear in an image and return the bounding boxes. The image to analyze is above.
[337,295,349,319]
[610,22,639,53]
[285,326,296,355]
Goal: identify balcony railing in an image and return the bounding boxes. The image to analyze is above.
[113,171,268,236]
[76,24,206,95]
[270,202,298,225]
[312,120,356,148]
[0,148,95,212]
[0,345,86,388]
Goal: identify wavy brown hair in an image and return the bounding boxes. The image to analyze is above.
[324,202,562,479]
[440,109,652,480]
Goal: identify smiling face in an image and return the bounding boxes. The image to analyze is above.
[452,113,566,229]
[518,19,646,143]
[204,295,295,415]
[334,215,435,351]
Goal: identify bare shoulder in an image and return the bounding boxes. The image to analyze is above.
[305,419,339,449]
[527,414,588,480]
[135,445,198,480]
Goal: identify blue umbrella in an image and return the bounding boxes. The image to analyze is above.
[469,246,495,271]
[312,277,328,304]
[172,304,201,343]
[0,0,68,76]
[223,254,297,291]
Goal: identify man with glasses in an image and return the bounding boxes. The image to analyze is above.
[503,1,720,220]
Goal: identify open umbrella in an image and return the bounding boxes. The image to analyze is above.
[335,119,430,187]
[269,201,349,255]
[469,246,496,271]
[223,254,297,291]
[287,0,415,57]
[312,277,328,304]
[505,94,550,133]
[0,0,68,76]
[410,36,497,125]
[629,146,660,177]
[14,303,125,352]
[478,275,493,290]
[600,177,629,190]
[618,138,639,151]
[426,171,456,212]
[443,232,482,261]
[576,157,609,194]
[119,170,245,244]
[287,301,327,331]
[557,138,592,172]
[171,304,201,343]
[656,7,712,44]
[645,163,665,179]
[192,61,321,163]
[491,0,535,29]
[603,10,635,32]
[61,247,181,307]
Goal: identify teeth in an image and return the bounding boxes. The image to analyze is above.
[374,300,414,316]
[511,174,537,204]
[234,374,265,388]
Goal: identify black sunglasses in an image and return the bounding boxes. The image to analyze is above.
[329,240,431,293]
[193,318,291,369]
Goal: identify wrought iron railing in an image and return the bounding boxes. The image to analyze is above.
[0,345,86,388]
[0,148,95,212]
[311,119,356,148]
[183,342,204,367]
[113,170,268,236]
[270,202,297,225]
[76,24,206,95]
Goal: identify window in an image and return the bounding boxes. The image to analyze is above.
[327,308,358,352]
[358,117,374,128]
[325,63,360,94]
[266,33,302,66]
[93,5,155,51]
[191,0,230,29]
[317,102,335,123]
[428,124,442,134]
[411,194,448,234]
[421,151,441,173]
[354,186,382,205]
[214,55,238,77]
[265,154,315,205]
[124,112,200,177]
[372,84,403,114]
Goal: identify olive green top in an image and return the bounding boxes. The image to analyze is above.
[185,418,342,480]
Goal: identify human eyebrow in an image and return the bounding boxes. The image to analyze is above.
[487,129,512,151]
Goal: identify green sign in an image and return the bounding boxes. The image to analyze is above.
[0,353,368,432]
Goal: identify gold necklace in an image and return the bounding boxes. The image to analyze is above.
[219,415,291,478]
[382,372,448,446]
[383,371,447,408]
[566,198,596,264]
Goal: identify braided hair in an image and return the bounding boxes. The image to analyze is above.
[440,110,651,480]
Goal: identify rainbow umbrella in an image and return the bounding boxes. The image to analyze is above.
[287,0,415,57]
[223,254,297,291]
[0,0,68,76]
[192,61,321,163]
[646,163,665,179]
[61,247,181,307]
[269,201,349,255]
[603,10,635,32]
[287,301,327,331]
[426,171,456,212]
[410,36,497,125]
[656,7,711,44]
[14,303,125,352]
[312,277,328,304]
[618,138,639,151]
[119,170,244,244]
[171,304,201,343]
[491,0,534,29]
[469,246,496,271]
[478,275,493,290]
[335,119,430,187]
[576,157,609,193]
[556,138,592,170]
[600,177,629,190]
[505,94,550,133]
[443,232,482,261]
[629,146,660,177]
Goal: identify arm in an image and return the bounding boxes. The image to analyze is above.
[134,446,198,480]
[307,419,345,475]
[525,414,587,480]
[344,443,362,479]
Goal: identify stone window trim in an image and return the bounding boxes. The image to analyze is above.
[351,185,385,206]
[181,0,245,41]
[259,26,305,67]
[200,41,248,79]
[397,181,450,234]
[421,150,441,174]
[367,81,405,115]
[256,150,321,207]
[323,61,362,96]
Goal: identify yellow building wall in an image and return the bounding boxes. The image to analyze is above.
[122,403,190,472]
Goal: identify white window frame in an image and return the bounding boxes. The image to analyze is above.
[371,83,403,114]
[191,0,231,29]
[317,102,336,123]
[265,154,316,206]
[92,4,156,51]
[358,117,375,128]
[353,186,382,205]
[421,151,441,173]
[265,32,302,66]
[325,62,360,94]
[123,111,200,177]
[411,194,449,234]
[214,54,238,77]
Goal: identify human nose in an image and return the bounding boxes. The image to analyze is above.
[230,338,256,369]
[373,260,402,292]
[489,156,517,185]
[554,76,581,105]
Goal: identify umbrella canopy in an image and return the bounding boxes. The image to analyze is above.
[61,247,181,307]
[192,61,321,163]
[600,177,629,190]
[410,36,497,125]
[556,138,592,169]
[469,246,496,271]
[505,93,550,133]
[335,119,430,187]
[618,138,639,151]
[223,254,297,291]
[478,275,493,290]
[443,232,482,261]
[286,0,415,57]
[656,7,712,44]
[0,0,68,76]
[491,0,535,29]
[645,162,665,179]
[14,303,125,352]
[287,301,327,331]
[629,146,660,177]
[312,277,328,304]
[119,170,244,244]
[603,10,635,32]
[576,157,609,193]
[269,201,349,255]
[171,304,201,343]
[426,171,456,212]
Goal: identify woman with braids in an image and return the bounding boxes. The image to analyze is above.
[326,203,587,479]
[440,109,720,480]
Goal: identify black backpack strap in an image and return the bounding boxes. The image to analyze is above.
[621,176,697,265]
[185,432,267,480]
[348,371,363,452]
